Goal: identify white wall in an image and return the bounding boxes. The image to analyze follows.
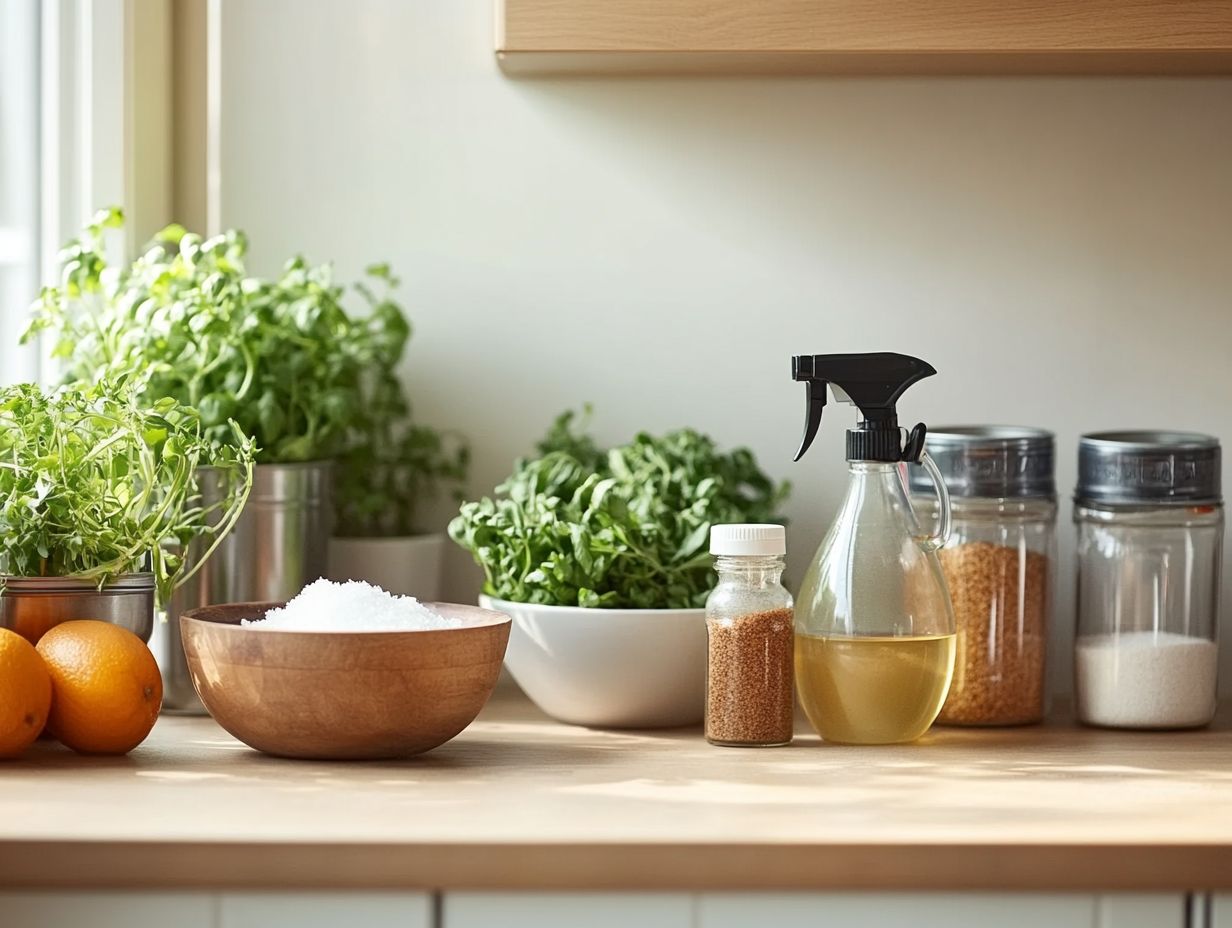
[214,0,1232,694]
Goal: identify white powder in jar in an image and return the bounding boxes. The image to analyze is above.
[1075,631,1217,729]
[242,578,461,631]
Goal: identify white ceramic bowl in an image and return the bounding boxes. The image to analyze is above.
[480,595,706,728]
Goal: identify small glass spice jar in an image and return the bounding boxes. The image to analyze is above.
[705,524,794,747]
[1074,431,1223,730]
[910,427,1057,726]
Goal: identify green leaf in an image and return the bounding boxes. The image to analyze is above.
[672,520,711,563]
[198,392,236,428]
[255,392,285,446]
[155,222,188,245]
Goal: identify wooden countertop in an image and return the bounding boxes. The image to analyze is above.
[3,691,1232,892]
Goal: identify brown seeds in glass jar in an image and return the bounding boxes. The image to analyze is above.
[706,608,795,745]
[937,542,1048,726]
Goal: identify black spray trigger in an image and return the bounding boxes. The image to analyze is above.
[793,379,828,462]
[790,353,936,463]
[902,423,928,464]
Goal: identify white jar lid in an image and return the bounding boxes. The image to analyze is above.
[709,523,786,557]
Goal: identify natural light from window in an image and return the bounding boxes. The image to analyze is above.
[0,0,40,385]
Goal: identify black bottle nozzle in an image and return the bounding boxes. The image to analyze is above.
[791,352,936,462]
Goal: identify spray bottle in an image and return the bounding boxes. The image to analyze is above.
[790,353,956,744]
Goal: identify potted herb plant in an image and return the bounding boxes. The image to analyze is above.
[24,208,399,708]
[329,267,468,597]
[0,381,253,645]
[449,409,789,728]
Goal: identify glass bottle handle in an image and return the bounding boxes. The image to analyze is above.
[917,449,952,552]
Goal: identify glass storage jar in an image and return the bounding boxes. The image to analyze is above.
[1074,431,1223,730]
[705,524,794,747]
[910,427,1057,726]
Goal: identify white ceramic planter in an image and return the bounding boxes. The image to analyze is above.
[327,534,445,600]
[480,595,706,729]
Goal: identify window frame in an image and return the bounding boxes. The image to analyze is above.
[0,0,43,384]
[2,0,168,386]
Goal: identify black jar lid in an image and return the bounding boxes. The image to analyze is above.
[907,426,1055,499]
[1076,430,1222,507]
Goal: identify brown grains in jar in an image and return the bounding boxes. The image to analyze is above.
[706,608,794,745]
[937,542,1048,726]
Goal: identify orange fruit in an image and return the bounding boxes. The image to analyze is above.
[37,621,162,755]
[0,628,53,757]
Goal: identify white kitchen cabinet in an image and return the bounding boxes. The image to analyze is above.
[1212,893,1232,928]
[3,892,214,928]
[697,892,1187,928]
[443,892,693,928]
[220,891,432,928]
[0,889,1195,927]
[1,891,432,928]
[699,893,1090,928]
[443,891,1189,928]
[1097,894,1187,928]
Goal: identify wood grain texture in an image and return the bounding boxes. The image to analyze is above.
[497,0,1232,74]
[2,694,1232,891]
[180,602,510,760]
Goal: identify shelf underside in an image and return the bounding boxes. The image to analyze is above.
[498,1,1232,74]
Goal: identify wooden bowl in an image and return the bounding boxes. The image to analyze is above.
[180,602,510,760]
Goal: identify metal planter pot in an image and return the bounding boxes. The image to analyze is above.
[160,461,333,712]
[0,573,156,645]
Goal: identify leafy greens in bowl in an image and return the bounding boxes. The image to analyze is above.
[0,381,255,605]
[449,410,789,609]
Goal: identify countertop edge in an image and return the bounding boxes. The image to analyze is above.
[5,840,1232,892]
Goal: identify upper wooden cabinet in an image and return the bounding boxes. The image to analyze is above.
[497,0,1232,75]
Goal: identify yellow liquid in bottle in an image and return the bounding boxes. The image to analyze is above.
[794,633,956,744]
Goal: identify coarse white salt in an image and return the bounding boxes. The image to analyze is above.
[242,578,461,631]
[1075,631,1217,729]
